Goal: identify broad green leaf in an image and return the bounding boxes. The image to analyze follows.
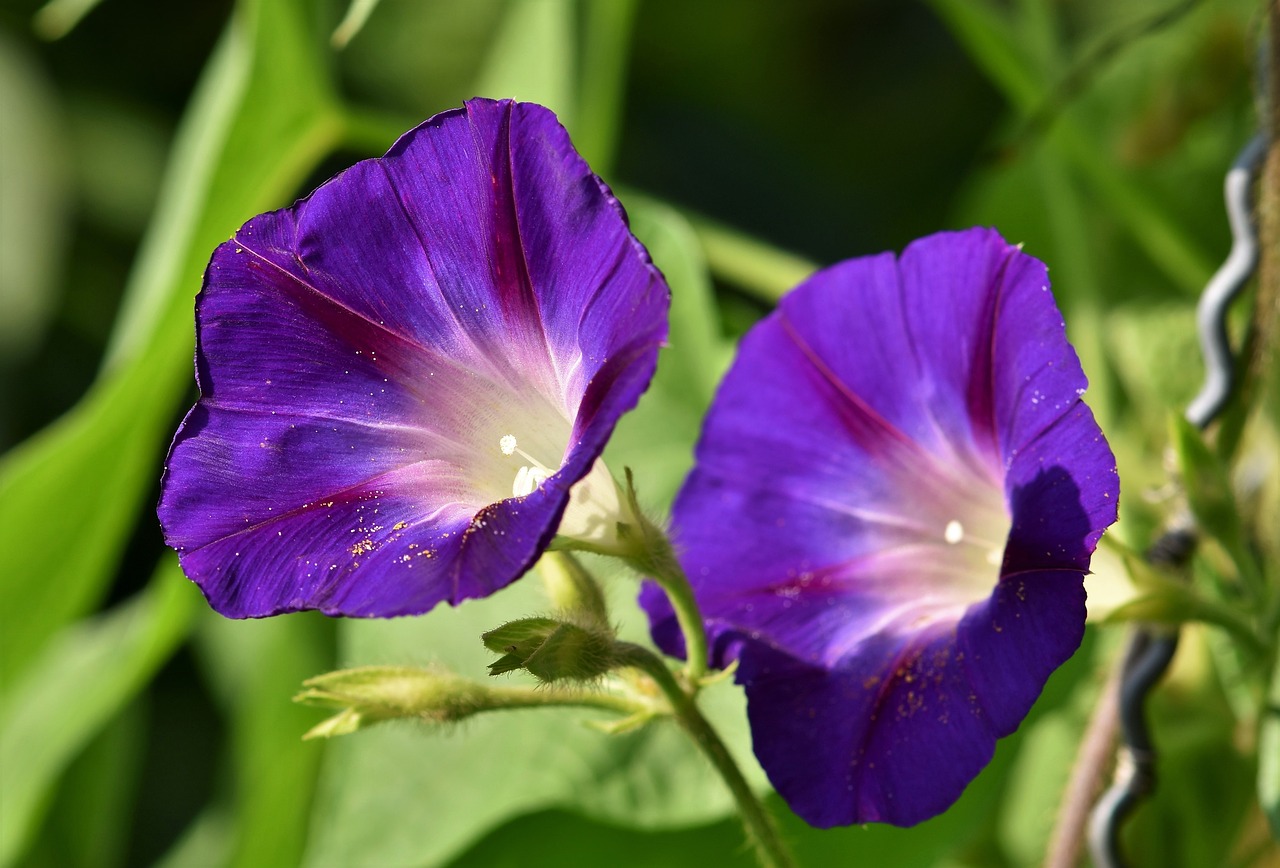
[0,563,197,867]
[194,612,333,868]
[304,575,766,868]
[0,0,341,685]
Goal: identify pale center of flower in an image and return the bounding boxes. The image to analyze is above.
[488,431,636,556]
[498,435,553,497]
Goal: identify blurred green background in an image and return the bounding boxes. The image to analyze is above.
[0,0,1275,866]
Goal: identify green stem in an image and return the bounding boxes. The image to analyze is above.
[474,684,647,717]
[641,546,710,683]
[614,643,796,868]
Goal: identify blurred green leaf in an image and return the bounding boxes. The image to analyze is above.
[474,0,575,123]
[0,31,70,362]
[573,0,637,175]
[0,563,197,867]
[66,95,168,236]
[1170,415,1264,597]
[607,197,731,506]
[31,0,108,40]
[0,0,341,686]
[152,809,234,868]
[1261,649,1280,839]
[1107,549,1265,657]
[23,699,145,868]
[1171,415,1237,542]
[195,613,333,868]
[681,209,817,305]
[929,0,1216,294]
[1107,304,1200,430]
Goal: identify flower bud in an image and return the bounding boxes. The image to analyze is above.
[294,666,491,739]
[482,617,617,682]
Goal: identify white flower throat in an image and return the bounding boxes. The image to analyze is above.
[496,433,638,557]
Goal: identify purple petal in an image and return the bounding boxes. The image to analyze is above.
[160,99,668,618]
[645,228,1117,826]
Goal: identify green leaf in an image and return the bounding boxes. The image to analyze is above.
[1170,415,1264,597]
[473,0,575,123]
[23,699,145,868]
[572,0,637,175]
[194,611,333,868]
[31,0,107,40]
[928,0,1215,294]
[1261,634,1280,838]
[1171,416,1237,541]
[0,31,71,363]
[606,197,733,507]
[1106,549,1266,657]
[0,564,197,866]
[0,0,341,687]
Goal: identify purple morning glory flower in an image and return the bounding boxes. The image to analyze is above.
[159,98,669,619]
[642,228,1118,827]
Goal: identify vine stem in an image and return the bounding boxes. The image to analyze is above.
[641,549,710,683]
[614,642,797,868]
[1045,647,1122,868]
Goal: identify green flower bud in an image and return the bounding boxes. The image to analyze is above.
[482,617,617,682]
[294,666,491,739]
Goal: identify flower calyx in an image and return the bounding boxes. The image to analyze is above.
[482,616,619,683]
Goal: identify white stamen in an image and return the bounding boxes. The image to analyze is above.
[512,465,550,497]
[944,519,964,545]
[499,434,518,456]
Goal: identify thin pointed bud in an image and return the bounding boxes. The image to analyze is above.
[481,617,618,683]
[536,551,610,629]
[294,665,493,738]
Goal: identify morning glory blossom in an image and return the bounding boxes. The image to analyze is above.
[159,98,669,619]
[642,228,1118,827]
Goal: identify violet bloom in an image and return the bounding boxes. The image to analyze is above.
[643,229,1118,827]
[159,99,668,619]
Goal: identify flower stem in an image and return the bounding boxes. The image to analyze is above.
[640,544,710,683]
[614,642,796,868]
